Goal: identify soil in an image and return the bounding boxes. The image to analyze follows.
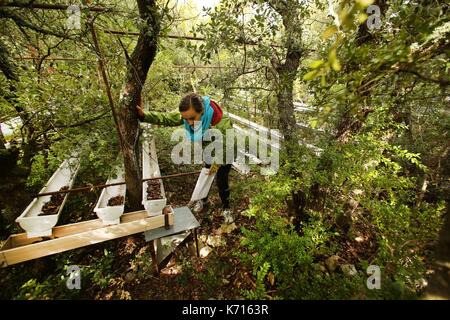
[107,195,124,206]
[146,179,162,200]
[39,186,69,216]
[336,219,378,264]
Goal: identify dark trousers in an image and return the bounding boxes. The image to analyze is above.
[204,164,232,209]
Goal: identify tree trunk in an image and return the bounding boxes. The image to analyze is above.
[0,126,7,149]
[275,53,300,150]
[270,0,303,153]
[118,0,161,211]
[269,0,306,225]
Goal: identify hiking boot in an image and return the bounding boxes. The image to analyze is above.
[192,199,207,213]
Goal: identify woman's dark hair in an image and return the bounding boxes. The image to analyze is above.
[179,93,203,113]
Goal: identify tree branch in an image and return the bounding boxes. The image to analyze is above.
[399,69,450,86]
[87,13,124,149]
[1,2,109,12]
[0,8,69,38]
[55,111,110,129]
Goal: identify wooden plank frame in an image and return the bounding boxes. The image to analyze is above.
[0,210,173,267]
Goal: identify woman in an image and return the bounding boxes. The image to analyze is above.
[136,92,234,223]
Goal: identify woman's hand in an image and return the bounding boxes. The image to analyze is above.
[136,95,145,121]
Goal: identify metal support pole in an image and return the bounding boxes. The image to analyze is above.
[193,228,200,258]
[149,240,159,274]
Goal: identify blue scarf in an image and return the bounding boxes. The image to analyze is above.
[183,96,214,142]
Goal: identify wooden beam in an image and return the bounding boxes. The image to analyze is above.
[0,211,174,267]
[8,210,149,248]
[0,237,13,251]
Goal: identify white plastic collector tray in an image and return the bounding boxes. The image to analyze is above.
[142,137,166,216]
[94,163,126,225]
[15,156,80,238]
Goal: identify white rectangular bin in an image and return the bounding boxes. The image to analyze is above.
[15,156,80,238]
[142,137,166,216]
[94,162,126,225]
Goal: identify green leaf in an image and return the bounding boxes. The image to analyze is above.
[322,26,338,40]
[303,70,319,81]
[355,0,375,7]
[358,13,368,24]
[328,49,341,72]
[309,60,325,69]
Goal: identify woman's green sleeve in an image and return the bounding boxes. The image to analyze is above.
[142,109,183,127]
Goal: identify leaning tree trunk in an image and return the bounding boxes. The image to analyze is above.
[269,0,305,228]
[118,0,161,211]
[269,0,302,154]
[275,51,301,151]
